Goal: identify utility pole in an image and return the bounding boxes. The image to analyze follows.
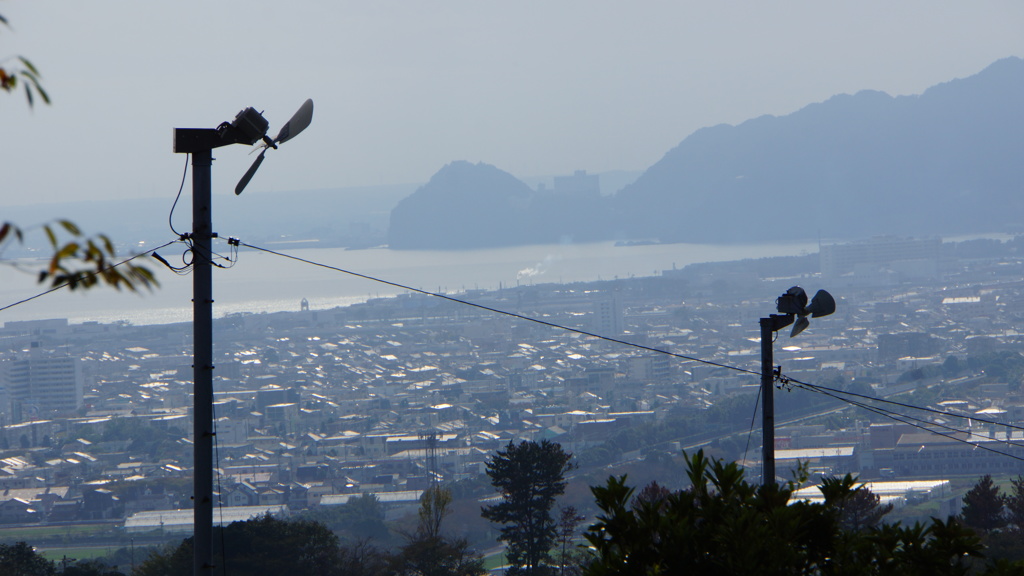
[760,287,836,486]
[191,147,215,576]
[173,112,270,576]
[760,315,777,486]
[172,138,218,576]
[172,102,312,576]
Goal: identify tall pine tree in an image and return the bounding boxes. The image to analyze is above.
[482,440,575,576]
[962,474,1007,532]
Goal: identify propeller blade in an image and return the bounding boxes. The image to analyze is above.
[235,150,267,195]
[274,98,314,144]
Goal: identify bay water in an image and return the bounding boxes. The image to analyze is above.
[0,240,817,326]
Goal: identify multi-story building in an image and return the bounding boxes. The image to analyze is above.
[820,236,941,280]
[3,343,83,422]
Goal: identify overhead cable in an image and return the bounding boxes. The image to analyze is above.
[0,239,179,314]
[238,241,759,377]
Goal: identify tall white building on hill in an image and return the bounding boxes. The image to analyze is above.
[2,342,83,422]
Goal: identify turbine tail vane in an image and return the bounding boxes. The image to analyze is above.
[233,99,314,195]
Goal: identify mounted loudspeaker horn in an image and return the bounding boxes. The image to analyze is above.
[807,290,836,318]
[791,290,836,337]
[790,316,811,338]
[776,286,837,338]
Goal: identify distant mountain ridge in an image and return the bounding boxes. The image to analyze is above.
[614,56,1024,243]
[388,56,1024,248]
[389,161,612,249]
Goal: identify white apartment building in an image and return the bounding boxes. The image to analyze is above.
[3,343,83,422]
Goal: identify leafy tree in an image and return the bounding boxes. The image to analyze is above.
[967,351,1024,384]
[0,542,56,576]
[417,484,454,541]
[336,539,390,576]
[631,480,670,509]
[391,485,486,576]
[554,505,587,576]
[942,355,963,379]
[60,559,126,576]
[392,534,485,576]
[481,439,575,575]
[962,475,1007,532]
[300,492,392,544]
[821,475,894,532]
[1005,475,1024,529]
[584,450,988,576]
[135,514,342,576]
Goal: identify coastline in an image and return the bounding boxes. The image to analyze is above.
[1,240,821,327]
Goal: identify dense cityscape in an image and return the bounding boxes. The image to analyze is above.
[2,234,1024,567]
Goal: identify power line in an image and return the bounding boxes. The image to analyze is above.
[742,385,762,466]
[13,234,1006,470]
[790,380,973,440]
[785,375,1024,434]
[240,241,1024,463]
[794,379,1024,463]
[168,153,190,237]
[238,241,760,378]
[0,240,179,314]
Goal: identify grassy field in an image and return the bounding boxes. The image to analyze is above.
[482,549,507,570]
[37,545,122,562]
[0,523,115,541]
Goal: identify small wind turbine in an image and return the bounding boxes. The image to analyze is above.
[235,98,314,195]
[172,98,314,576]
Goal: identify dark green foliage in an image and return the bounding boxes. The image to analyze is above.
[135,514,342,576]
[584,451,986,576]
[0,542,56,576]
[958,475,1024,564]
[81,547,140,575]
[897,364,944,383]
[482,440,575,575]
[300,493,392,544]
[578,385,842,469]
[86,417,188,462]
[60,559,126,576]
[967,351,1024,383]
[1006,475,1024,528]
[943,355,963,378]
[978,528,1024,565]
[391,535,485,576]
[391,486,486,576]
[335,540,391,576]
[962,475,1007,532]
[821,474,894,532]
[554,505,588,576]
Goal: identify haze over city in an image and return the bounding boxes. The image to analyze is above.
[5,3,1024,575]
[2,2,1022,206]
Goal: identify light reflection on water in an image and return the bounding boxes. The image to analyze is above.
[0,240,817,326]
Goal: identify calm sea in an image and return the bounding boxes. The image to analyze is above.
[0,241,817,326]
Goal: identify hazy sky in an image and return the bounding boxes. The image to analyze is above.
[2,2,1022,206]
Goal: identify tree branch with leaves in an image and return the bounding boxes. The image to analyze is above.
[0,220,157,292]
[1,13,49,107]
[2,10,155,293]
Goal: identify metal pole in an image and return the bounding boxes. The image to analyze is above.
[192,148,214,576]
[760,317,775,486]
